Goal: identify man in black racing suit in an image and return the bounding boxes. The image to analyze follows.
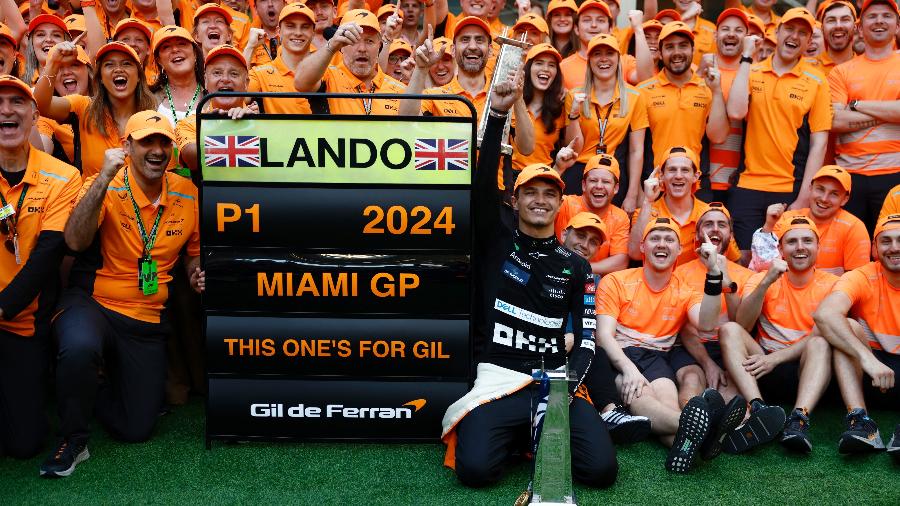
[448,75,617,489]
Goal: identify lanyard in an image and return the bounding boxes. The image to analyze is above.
[164,82,202,125]
[593,98,619,153]
[123,169,165,258]
[357,82,376,115]
[0,183,28,228]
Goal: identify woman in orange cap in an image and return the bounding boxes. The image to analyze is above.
[150,26,205,128]
[547,0,577,57]
[24,14,70,84]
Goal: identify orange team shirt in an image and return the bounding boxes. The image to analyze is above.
[174,113,196,166]
[573,85,648,163]
[780,208,871,276]
[709,66,743,190]
[880,184,900,221]
[743,269,837,352]
[511,95,572,170]
[421,76,490,123]
[634,197,742,266]
[816,51,840,76]
[248,39,279,68]
[35,117,75,165]
[337,0,385,16]
[249,55,312,114]
[738,57,832,193]
[131,9,163,33]
[595,267,703,351]
[321,61,406,115]
[834,262,900,354]
[638,70,714,167]
[689,17,717,66]
[554,196,630,263]
[0,149,81,337]
[72,169,200,323]
[740,5,781,31]
[828,53,900,176]
[560,52,638,90]
[675,258,754,342]
[64,94,124,179]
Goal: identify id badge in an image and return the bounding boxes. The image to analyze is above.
[138,256,159,295]
[596,144,607,155]
[0,203,14,220]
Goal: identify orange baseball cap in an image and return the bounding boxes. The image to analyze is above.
[433,36,453,54]
[764,26,777,45]
[526,42,561,62]
[717,7,750,27]
[514,13,549,35]
[28,14,70,37]
[874,213,900,239]
[342,9,382,33]
[514,164,565,193]
[779,7,816,31]
[811,165,851,193]
[0,23,18,48]
[546,0,577,16]
[642,216,681,242]
[642,19,664,32]
[819,0,857,20]
[747,14,766,34]
[587,33,620,55]
[662,146,700,172]
[654,9,682,22]
[567,212,608,242]
[194,3,233,24]
[578,0,612,19]
[96,41,142,65]
[64,14,86,34]
[698,201,733,224]
[389,39,413,55]
[279,3,316,24]
[659,21,695,42]
[453,15,491,40]
[205,44,247,67]
[583,153,620,180]
[376,4,402,19]
[0,75,35,102]
[774,214,820,241]
[114,18,153,42]
[152,25,195,54]
[123,110,176,142]
[75,45,91,65]
[861,0,899,15]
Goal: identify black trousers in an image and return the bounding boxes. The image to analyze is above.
[728,186,797,250]
[53,289,168,443]
[0,328,49,458]
[845,172,900,235]
[584,347,621,408]
[454,385,618,489]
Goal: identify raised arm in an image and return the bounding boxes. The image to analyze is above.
[735,260,786,330]
[64,149,125,251]
[33,42,77,122]
[726,35,758,121]
[294,22,362,91]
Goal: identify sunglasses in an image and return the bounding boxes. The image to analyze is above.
[0,216,16,255]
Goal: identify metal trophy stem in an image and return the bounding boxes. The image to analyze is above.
[527,362,577,505]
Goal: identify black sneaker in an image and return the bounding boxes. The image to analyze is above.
[887,424,900,460]
[721,399,786,454]
[780,408,812,454]
[838,408,885,454]
[600,405,651,444]
[665,395,711,473]
[39,438,90,478]
[702,392,747,460]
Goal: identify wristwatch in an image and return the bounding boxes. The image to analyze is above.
[849,100,859,112]
[739,55,753,64]
[722,281,738,294]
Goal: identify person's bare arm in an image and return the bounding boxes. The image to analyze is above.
[82,5,106,62]
[295,23,362,91]
[596,314,648,405]
[64,149,125,251]
[831,105,880,133]
[726,35,758,121]
[703,57,729,144]
[34,43,77,122]
[591,253,628,275]
[735,259,786,330]
[399,26,445,116]
[0,0,26,42]
[627,176,659,260]
[852,100,900,124]
[630,10,654,83]
[156,0,177,26]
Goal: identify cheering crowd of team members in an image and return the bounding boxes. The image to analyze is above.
[0,0,898,488]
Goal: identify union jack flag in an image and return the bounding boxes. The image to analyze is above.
[414,138,469,171]
[204,136,261,167]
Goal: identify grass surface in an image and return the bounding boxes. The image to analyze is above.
[1,400,898,505]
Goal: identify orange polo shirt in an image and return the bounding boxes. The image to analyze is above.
[828,53,900,176]
[834,262,900,354]
[638,70,714,167]
[816,51,841,76]
[511,97,572,170]
[71,169,200,323]
[740,5,781,31]
[675,257,754,342]
[0,149,81,337]
[320,61,406,115]
[690,17,717,66]
[35,117,75,165]
[554,196,630,263]
[596,267,703,351]
[738,57,832,193]
[634,196,742,266]
[421,76,489,122]
[174,113,196,166]
[880,184,900,221]
[743,269,837,352]
[573,85,648,163]
[560,51,639,90]
[63,94,124,179]
[780,208,871,276]
[249,54,313,114]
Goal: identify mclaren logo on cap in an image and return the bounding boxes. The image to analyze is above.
[165,27,177,32]
[356,11,368,18]
[589,217,602,224]
[148,115,163,122]
[536,166,551,172]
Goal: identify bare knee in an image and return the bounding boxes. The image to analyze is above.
[719,322,744,348]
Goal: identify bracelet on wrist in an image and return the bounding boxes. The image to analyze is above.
[704,279,723,296]
[488,107,508,119]
[706,271,724,281]
[739,55,753,64]
[81,0,96,6]
[568,113,580,120]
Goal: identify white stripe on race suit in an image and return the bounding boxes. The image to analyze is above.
[494,299,564,329]
[614,324,675,351]
[859,318,900,355]
[758,315,809,352]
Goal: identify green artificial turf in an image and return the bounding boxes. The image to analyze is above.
[1,400,897,505]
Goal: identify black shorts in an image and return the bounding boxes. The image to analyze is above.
[862,349,900,409]
[622,346,697,383]
[703,341,724,369]
[757,360,801,404]
[727,186,796,250]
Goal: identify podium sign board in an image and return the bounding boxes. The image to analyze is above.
[200,103,475,443]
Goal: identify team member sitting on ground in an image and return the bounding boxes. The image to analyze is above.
[814,213,900,457]
[595,215,745,473]
[719,215,837,455]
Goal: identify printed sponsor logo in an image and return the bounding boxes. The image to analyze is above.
[509,252,531,270]
[542,284,566,300]
[491,322,560,353]
[502,261,530,285]
[584,294,595,306]
[494,299,563,329]
[250,399,426,419]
